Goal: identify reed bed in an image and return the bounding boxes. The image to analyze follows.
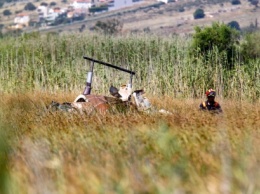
[0,92,259,194]
[0,32,259,100]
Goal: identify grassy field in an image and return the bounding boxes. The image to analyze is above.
[0,32,260,193]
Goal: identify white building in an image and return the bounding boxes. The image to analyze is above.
[14,13,30,26]
[71,0,93,9]
[37,5,48,18]
[157,0,177,3]
[109,0,143,10]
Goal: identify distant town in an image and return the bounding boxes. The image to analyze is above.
[5,0,147,32]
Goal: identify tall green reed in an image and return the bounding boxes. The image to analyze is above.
[0,32,259,100]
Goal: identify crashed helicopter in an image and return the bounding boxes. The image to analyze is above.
[49,56,152,115]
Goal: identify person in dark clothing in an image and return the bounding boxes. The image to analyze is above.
[199,89,223,113]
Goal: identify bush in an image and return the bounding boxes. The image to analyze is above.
[40,2,48,6]
[231,0,241,5]
[3,9,11,16]
[249,0,259,7]
[191,22,240,69]
[24,2,36,11]
[178,7,185,12]
[227,21,240,31]
[50,2,56,6]
[193,8,205,19]
[241,32,260,61]
[92,19,123,35]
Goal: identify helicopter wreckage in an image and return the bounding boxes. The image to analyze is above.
[49,56,170,115]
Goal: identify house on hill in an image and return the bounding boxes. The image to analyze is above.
[44,7,65,25]
[37,5,48,18]
[109,0,142,10]
[114,0,133,9]
[157,0,177,3]
[71,0,93,9]
[14,13,30,27]
[67,8,86,20]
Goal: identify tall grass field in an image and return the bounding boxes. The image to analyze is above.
[0,32,259,194]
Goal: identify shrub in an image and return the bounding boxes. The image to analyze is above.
[191,22,240,69]
[240,32,260,61]
[24,2,36,11]
[227,21,240,31]
[231,0,241,5]
[40,2,48,6]
[241,19,258,34]
[249,0,259,7]
[50,2,56,6]
[193,8,205,19]
[178,7,185,12]
[3,9,11,16]
[92,19,123,35]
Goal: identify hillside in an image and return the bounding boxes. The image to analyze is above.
[0,0,260,35]
[120,0,260,35]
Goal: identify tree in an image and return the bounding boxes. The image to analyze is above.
[178,7,185,12]
[231,0,241,5]
[24,2,36,11]
[93,19,123,35]
[50,2,56,6]
[250,0,259,7]
[191,22,240,69]
[40,2,48,6]
[3,9,11,16]
[227,21,240,31]
[193,8,205,19]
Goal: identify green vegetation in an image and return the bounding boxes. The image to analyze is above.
[24,2,36,11]
[248,0,259,7]
[2,9,11,16]
[193,8,205,19]
[191,22,240,69]
[227,21,241,31]
[0,31,259,100]
[93,19,123,35]
[241,32,260,60]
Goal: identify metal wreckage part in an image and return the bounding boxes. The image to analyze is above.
[49,56,156,115]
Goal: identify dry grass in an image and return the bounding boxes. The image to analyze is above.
[1,91,260,193]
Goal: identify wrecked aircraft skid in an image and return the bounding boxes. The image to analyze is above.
[49,56,152,115]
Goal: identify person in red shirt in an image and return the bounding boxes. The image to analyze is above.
[199,89,223,113]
